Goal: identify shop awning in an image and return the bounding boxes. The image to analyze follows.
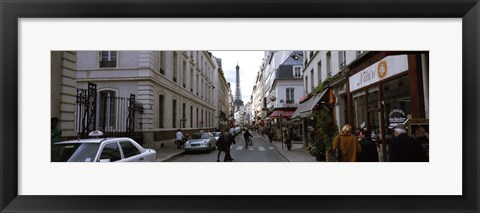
[292,88,330,118]
[269,110,295,119]
[291,97,314,118]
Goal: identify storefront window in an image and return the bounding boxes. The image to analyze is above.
[368,86,379,109]
[367,86,381,141]
[352,91,366,129]
[383,76,411,131]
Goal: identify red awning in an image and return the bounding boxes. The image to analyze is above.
[269,110,295,119]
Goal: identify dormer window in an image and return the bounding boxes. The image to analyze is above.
[293,66,302,78]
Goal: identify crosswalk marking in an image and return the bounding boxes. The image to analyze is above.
[233,146,273,151]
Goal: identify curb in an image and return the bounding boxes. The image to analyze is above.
[157,150,185,162]
[253,133,290,162]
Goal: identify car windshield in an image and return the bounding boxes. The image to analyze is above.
[191,133,210,139]
[52,143,100,162]
[213,132,221,137]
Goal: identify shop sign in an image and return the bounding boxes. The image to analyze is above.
[349,55,409,92]
[388,108,407,128]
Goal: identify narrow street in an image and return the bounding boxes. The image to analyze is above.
[167,133,287,162]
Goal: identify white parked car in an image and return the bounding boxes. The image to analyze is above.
[52,131,156,162]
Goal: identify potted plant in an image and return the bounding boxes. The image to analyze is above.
[308,107,338,161]
[308,140,325,161]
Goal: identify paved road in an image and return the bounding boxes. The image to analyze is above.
[168,134,287,162]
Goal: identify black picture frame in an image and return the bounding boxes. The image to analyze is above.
[1,0,478,212]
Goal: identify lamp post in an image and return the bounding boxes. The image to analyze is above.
[269,96,277,106]
[280,113,283,149]
[270,96,277,144]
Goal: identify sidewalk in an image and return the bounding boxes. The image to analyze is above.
[252,132,316,162]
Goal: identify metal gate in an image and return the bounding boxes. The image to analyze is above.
[76,83,142,144]
[75,82,97,138]
[98,94,135,133]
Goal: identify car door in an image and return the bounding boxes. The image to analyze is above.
[119,141,143,162]
[98,142,122,162]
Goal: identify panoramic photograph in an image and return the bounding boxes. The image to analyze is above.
[50,50,429,163]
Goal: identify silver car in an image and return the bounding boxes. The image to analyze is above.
[52,137,156,162]
[183,132,216,153]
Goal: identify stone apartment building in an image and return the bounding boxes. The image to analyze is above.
[51,51,231,147]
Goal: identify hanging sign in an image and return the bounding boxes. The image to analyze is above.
[349,55,409,92]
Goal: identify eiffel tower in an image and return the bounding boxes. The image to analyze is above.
[233,63,244,112]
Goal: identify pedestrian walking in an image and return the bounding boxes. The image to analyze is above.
[217,128,235,162]
[268,128,274,143]
[355,128,379,162]
[243,129,252,148]
[413,125,429,161]
[216,129,227,162]
[175,129,184,149]
[284,127,293,151]
[388,125,427,162]
[332,124,362,162]
[51,117,62,144]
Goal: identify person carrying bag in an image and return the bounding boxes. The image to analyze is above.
[332,124,362,162]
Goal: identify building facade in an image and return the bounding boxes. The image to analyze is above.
[75,51,223,147]
[50,51,78,138]
[212,57,231,131]
[299,51,429,161]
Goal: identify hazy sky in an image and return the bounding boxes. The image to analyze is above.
[211,51,265,103]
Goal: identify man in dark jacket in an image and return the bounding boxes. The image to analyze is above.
[388,125,427,162]
[244,129,252,148]
[217,128,235,162]
[356,128,379,162]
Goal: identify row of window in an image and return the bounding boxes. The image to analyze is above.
[158,94,214,129]
[163,51,215,104]
[304,51,365,93]
[99,51,216,105]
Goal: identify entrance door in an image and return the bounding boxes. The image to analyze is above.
[382,76,411,161]
[366,86,384,161]
[367,86,380,135]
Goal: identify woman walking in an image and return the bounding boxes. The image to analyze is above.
[332,124,362,162]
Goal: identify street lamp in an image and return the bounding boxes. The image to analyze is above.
[280,113,283,149]
[270,96,277,104]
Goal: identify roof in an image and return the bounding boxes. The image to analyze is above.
[55,137,131,144]
[280,51,304,66]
